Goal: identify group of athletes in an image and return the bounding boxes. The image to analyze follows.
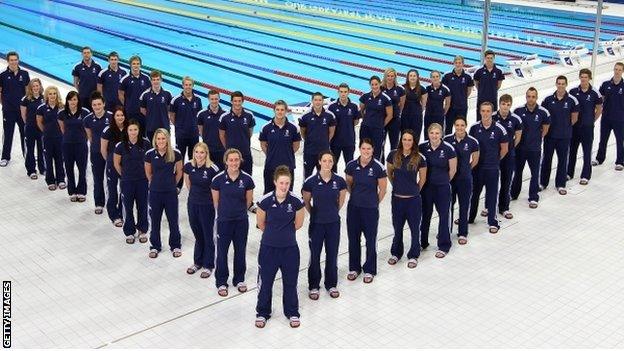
[1,46,623,328]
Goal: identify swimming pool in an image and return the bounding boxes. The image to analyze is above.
[0,0,621,129]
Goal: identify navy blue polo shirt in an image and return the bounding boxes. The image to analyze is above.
[404,85,427,113]
[541,92,579,139]
[144,148,182,192]
[0,67,30,111]
[210,170,255,221]
[302,172,347,223]
[84,110,112,155]
[474,65,504,104]
[386,150,427,196]
[71,60,102,99]
[101,125,126,161]
[170,93,202,138]
[258,120,301,170]
[599,78,624,121]
[444,134,479,179]
[257,191,304,248]
[183,161,220,206]
[58,108,90,144]
[425,84,451,117]
[20,95,43,127]
[327,99,359,148]
[36,104,62,138]
[298,109,336,155]
[570,85,602,127]
[418,141,457,185]
[493,111,523,157]
[359,91,392,130]
[97,66,126,108]
[469,121,507,170]
[442,70,474,110]
[218,109,256,154]
[345,157,387,209]
[140,88,172,133]
[382,84,405,118]
[197,106,225,152]
[514,105,551,152]
[119,72,150,114]
[114,138,151,181]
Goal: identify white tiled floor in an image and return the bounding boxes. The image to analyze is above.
[2,109,624,347]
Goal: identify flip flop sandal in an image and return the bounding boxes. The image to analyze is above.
[77,196,86,202]
[114,219,124,227]
[48,184,57,191]
[237,283,247,293]
[255,317,266,328]
[529,202,538,209]
[289,317,301,328]
[480,209,488,217]
[200,269,212,279]
[125,235,135,244]
[458,237,468,245]
[489,226,499,234]
[407,259,418,269]
[435,251,446,259]
[308,290,320,300]
[149,249,158,258]
[346,271,359,281]
[186,265,200,275]
[172,249,182,258]
[138,232,148,243]
[363,274,374,284]
[70,195,78,202]
[218,286,228,297]
[387,256,398,265]
[454,219,459,225]
[558,188,567,195]
[503,211,513,219]
[328,288,340,298]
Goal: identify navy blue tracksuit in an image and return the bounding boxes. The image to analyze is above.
[345,157,387,275]
[211,170,255,288]
[97,66,126,111]
[197,105,226,170]
[102,124,126,221]
[256,192,304,320]
[382,84,405,150]
[423,84,450,140]
[401,85,426,141]
[474,65,505,120]
[145,148,182,251]
[219,109,256,175]
[141,88,173,142]
[72,60,101,110]
[445,134,479,237]
[258,119,301,194]
[299,109,336,179]
[540,92,579,189]
[38,104,65,185]
[468,122,508,228]
[170,93,202,189]
[59,108,90,196]
[115,139,151,237]
[386,150,427,259]
[1,67,29,162]
[21,95,45,175]
[596,78,624,166]
[511,105,551,203]
[359,91,393,162]
[184,162,220,269]
[419,141,456,252]
[328,99,359,172]
[84,111,111,208]
[302,172,346,291]
[493,112,523,213]
[568,85,602,180]
[119,72,150,134]
[442,70,474,135]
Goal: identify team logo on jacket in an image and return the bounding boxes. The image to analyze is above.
[286,203,293,213]
[464,144,469,151]
[92,68,96,73]
[322,118,327,125]
[284,129,290,137]
[238,180,244,188]
[563,102,568,109]
[18,75,23,82]
[368,168,374,176]
[161,97,165,103]
[440,150,445,158]
[619,88,623,94]
[377,99,382,105]
[587,95,591,101]
[493,73,497,78]
[439,90,443,96]
[490,131,495,139]
[461,77,466,83]
[203,170,208,179]
[332,181,338,189]
[108,74,112,78]
[347,108,352,115]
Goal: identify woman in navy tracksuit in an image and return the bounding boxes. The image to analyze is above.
[345,138,388,283]
[184,142,220,278]
[113,119,151,244]
[84,92,112,215]
[419,123,457,258]
[36,86,65,191]
[255,165,305,329]
[302,151,347,300]
[386,129,427,268]
[401,69,427,141]
[444,118,479,244]
[144,128,183,258]
[58,91,90,202]
[20,78,45,179]
[101,107,126,225]
[211,148,255,297]
[359,76,393,162]
[424,71,451,140]
[382,68,406,150]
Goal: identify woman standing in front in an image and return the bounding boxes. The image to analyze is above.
[144,128,183,258]
[101,107,126,225]
[211,148,255,297]
[401,69,427,141]
[36,86,65,190]
[444,117,479,244]
[345,139,388,283]
[113,119,151,244]
[20,78,45,179]
[184,142,220,278]
[58,91,90,202]
[302,151,347,300]
[419,123,457,258]
[386,129,427,268]
[255,165,305,329]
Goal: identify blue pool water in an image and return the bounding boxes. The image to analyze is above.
[0,0,621,129]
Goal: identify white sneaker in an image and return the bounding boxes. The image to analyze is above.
[615,165,624,171]
[0,160,8,167]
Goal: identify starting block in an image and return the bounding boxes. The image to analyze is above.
[507,54,542,78]
[557,45,589,67]
[600,36,624,57]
